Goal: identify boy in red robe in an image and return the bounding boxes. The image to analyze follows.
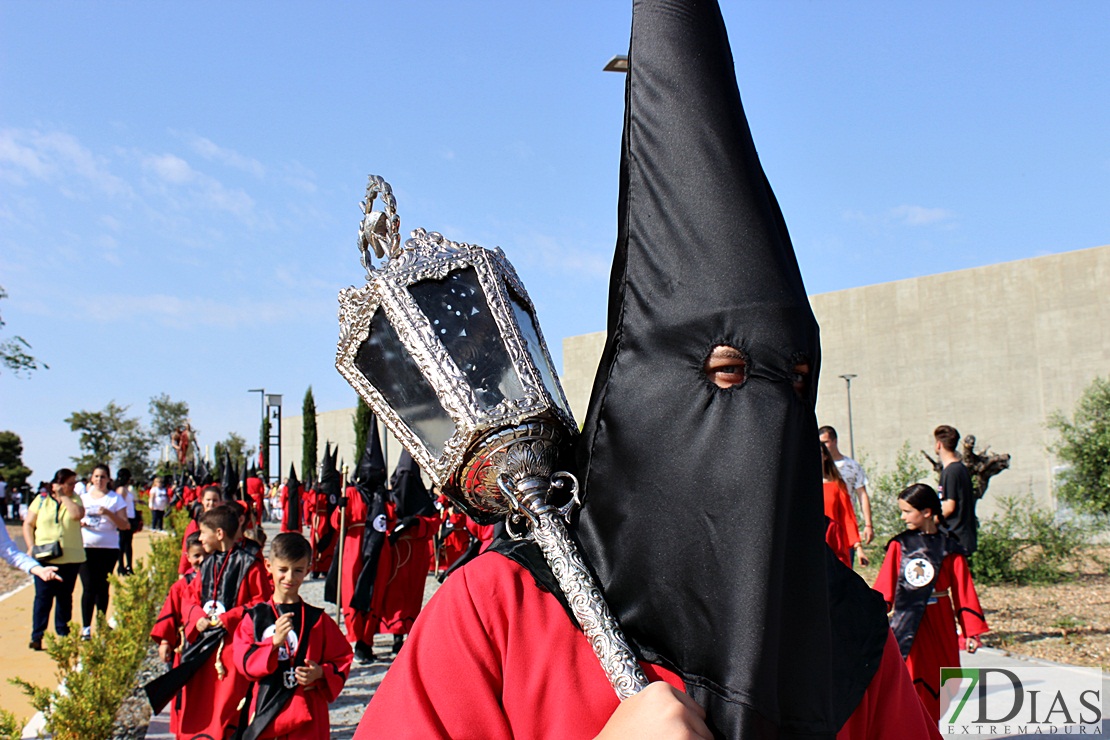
[232,533,353,740]
[246,473,266,526]
[145,504,273,740]
[308,446,340,578]
[151,533,207,736]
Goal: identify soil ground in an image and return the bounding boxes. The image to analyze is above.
[856,542,1110,671]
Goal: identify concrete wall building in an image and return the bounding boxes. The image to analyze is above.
[284,244,1110,516]
[561,244,1110,515]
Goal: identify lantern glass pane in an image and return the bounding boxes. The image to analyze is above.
[409,267,526,411]
[355,307,456,459]
[507,288,570,416]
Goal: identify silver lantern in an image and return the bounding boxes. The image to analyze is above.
[335,175,647,699]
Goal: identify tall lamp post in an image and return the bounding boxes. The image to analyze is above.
[265,394,283,485]
[249,388,266,478]
[838,374,858,459]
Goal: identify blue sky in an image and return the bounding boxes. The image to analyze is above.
[2,1,1108,482]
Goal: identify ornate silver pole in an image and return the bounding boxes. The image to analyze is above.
[498,472,648,699]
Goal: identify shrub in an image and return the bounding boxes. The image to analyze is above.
[858,441,931,541]
[0,709,21,740]
[1049,376,1110,517]
[973,493,1093,585]
[12,523,181,739]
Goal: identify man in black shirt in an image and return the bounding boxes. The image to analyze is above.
[935,425,977,554]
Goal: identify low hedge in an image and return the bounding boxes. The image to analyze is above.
[12,508,183,740]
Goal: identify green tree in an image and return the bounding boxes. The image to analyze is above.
[0,430,33,489]
[302,386,317,482]
[0,286,47,377]
[66,402,158,479]
[1050,376,1110,517]
[260,414,271,480]
[213,432,255,472]
[858,441,930,539]
[148,394,190,439]
[353,396,374,463]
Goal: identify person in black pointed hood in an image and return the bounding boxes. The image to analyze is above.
[281,463,302,533]
[325,414,390,663]
[309,443,340,576]
[571,1,897,735]
[356,1,937,737]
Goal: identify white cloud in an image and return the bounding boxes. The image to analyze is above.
[0,128,131,197]
[186,135,266,177]
[144,153,195,184]
[888,204,955,226]
[842,204,957,229]
[81,292,322,329]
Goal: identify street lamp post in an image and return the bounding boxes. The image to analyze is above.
[838,374,858,459]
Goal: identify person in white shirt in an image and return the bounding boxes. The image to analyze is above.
[79,464,130,639]
[149,476,168,531]
[115,469,139,576]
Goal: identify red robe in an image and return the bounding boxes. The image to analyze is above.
[178,519,200,575]
[246,477,266,525]
[233,603,354,739]
[874,539,989,722]
[330,485,373,643]
[825,518,850,568]
[823,480,860,563]
[307,489,336,576]
[356,553,940,739]
[367,503,437,635]
[151,572,196,736]
[178,547,274,740]
[436,511,470,573]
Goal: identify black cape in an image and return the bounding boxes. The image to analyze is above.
[888,530,967,659]
[389,449,435,519]
[283,463,301,531]
[573,1,887,736]
[327,417,389,610]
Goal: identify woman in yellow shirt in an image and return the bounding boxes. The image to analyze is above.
[23,468,86,650]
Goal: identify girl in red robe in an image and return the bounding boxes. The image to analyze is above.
[874,483,989,722]
[822,442,865,566]
[178,486,222,575]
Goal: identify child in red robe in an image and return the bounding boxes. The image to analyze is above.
[179,486,222,575]
[233,533,353,740]
[151,533,207,736]
[145,504,273,740]
[874,483,989,722]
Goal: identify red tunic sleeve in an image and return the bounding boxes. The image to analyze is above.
[873,540,902,608]
[151,578,187,646]
[947,553,988,638]
[315,614,354,703]
[837,630,942,739]
[234,611,279,680]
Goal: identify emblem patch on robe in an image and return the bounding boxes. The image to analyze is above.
[372,514,388,532]
[203,599,227,617]
[261,624,300,661]
[903,557,935,589]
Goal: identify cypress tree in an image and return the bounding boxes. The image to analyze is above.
[353,396,373,463]
[302,386,317,481]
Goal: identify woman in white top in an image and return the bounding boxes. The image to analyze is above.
[79,463,129,638]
